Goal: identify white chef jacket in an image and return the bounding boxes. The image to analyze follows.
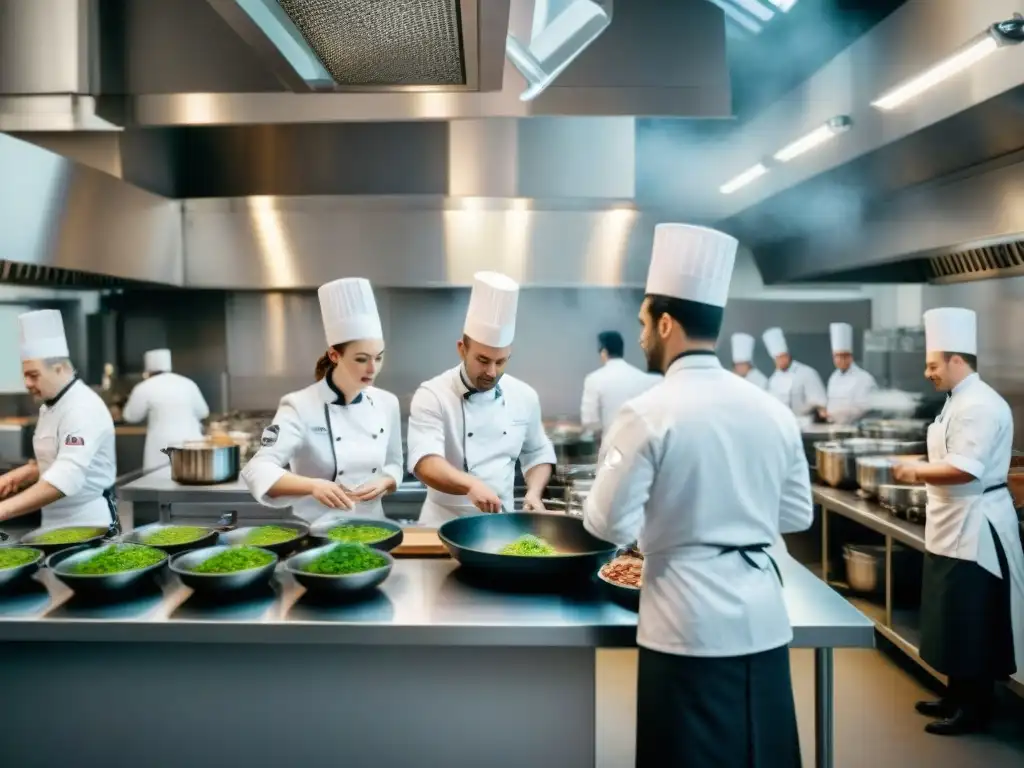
[580,358,660,434]
[924,373,1024,684]
[33,378,117,528]
[825,363,877,425]
[743,367,768,390]
[767,359,827,417]
[406,365,557,526]
[583,353,814,658]
[242,378,403,523]
[122,372,210,469]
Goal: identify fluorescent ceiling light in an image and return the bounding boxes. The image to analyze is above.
[728,0,775,23]
[706,0,762,34]
[773,116,852,162]
[872,33,998,111]
[720,163,769,195]
[767,0,797,11]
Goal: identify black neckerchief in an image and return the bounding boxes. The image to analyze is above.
[148,371,167,378]
[325,370,363,406]
[460,367,502,401]
[45,376,79,408]
[666,349,717,370]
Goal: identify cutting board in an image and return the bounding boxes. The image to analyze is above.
[392,527,449,557]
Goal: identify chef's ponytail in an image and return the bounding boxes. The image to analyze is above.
[315,343,349,381]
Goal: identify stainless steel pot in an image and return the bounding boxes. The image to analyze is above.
[815,439,926,489]
[855,454,926,498]
[877,483,928,523]
[843,544,885,593]
[801,424,858,466]
[859,419,929,441]
[163,442,241,485]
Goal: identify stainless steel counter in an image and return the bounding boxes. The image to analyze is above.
[812,486,925,551]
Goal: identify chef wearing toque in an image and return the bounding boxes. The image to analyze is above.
[122,348,210,470]
[823,322,877,424]
[0,310,118,528]
[580,330,659,436]
[764,326,827,418]
[242,278,403,522]
[584,224,813,767]
[894,307,1024,736]
[729,332,767,389]
[407,271,556,527]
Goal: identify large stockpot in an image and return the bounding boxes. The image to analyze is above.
[815,439,926,489]
[859,419,929,441]
[800,424,858,466]
[855,455,926,498]
[877,483,928,524]
[163,441,241,485]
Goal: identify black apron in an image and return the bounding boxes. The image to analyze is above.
[635,544,800,768]
[919,484,1016,680]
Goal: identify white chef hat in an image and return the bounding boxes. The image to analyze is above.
[144,349,173,373]
[830,322,854,354]
[763,327,788,358]
[317,277,383,346]
[18,309,69,361]
[924,307,977,355]
[464,271,520,348]
[644,223,738,307]
[731,333,755,364]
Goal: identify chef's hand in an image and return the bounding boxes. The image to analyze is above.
[349,477,396,502]
[466,479,502,514]
[0,466,30,499]
[521,493,546,512]
[892,463,919,484]
[309,479,354,510]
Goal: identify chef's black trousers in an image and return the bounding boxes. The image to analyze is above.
[636,644,801,768]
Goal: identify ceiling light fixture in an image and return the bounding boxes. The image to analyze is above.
[766,0,798,11]
[719,163,769,195]
[705,0,762,34]
[872,14,1024,112]
[728,0,775,23]
[773,116,852,162]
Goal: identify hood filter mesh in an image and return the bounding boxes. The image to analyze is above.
[927,240,1024,283]
[276,0,465,86]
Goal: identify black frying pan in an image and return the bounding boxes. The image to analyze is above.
[438,513,616,581]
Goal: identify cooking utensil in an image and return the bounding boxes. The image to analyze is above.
[815,439,926,488]
[47,543,168,598]
[20,525,110,556]
[219,521,310,556]
[284,542,394,597]
[855,454,926,498]
[163,441,241,485]
[858,419,929,441]
[0,546,44,592]
[308,517,403,552]
[877,483,928,523]
[438,512,617,582]
[843,544,885,593]
[169,545,279,596]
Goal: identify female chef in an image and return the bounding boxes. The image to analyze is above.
[242,278,403,522]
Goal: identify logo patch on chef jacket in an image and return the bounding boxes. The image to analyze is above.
[65,435,85,447]
[261,425,280,447]
[310,426,328,434]
[602,448,623,470]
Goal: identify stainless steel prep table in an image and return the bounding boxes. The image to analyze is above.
[0,546,871,768]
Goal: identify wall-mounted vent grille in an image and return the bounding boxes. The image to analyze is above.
[0,261,156,290]
[926,239,1024,284]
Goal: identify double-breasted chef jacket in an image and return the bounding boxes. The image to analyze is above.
[767,359,827,417]
[34,378,118,528]
[580,358,659,435]
[920,372,1024,685]
[826,363,877,425]
[406,365,556,527]
[242,376,403,523]
[122,372,210,470]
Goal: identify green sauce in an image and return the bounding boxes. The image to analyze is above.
[0,548,40,570]
[498,534,558,557]
[72,544,166,575]
[325,524,393,545]
[303,544,388,575]
[192,547,275,574]
[243,525,300,547]
[142,526,209,547]
[28,527,106,545]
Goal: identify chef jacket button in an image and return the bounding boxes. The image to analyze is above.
[372,434,378,439]
[335,437,341,442]
[372,468,377,473]
[468,432,474,437]
[379,428,384,434]
[338,471,344,477]
[503,431,507,435]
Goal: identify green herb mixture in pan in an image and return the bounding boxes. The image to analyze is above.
[72,545,165,575]
[28,527,106,545]
[0,548,40,570]
[142,526,209,547]
[325,524,393,545]
[303,544,388,575]
[498,535,558,557]
[243,525,300,547]
[191,547,275,574]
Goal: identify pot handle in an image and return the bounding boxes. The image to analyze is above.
[213,510,238,532]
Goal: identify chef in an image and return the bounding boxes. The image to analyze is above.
[0,310,117,528]
[823,322,877,424]
[763,326,827,418]
[242,277,403,523]
[122,348,210,469]
[729,331,767,389]
[580,330,658,435]
[407,271,556,526]
[893,307,1024,736]
[584,224,813,767]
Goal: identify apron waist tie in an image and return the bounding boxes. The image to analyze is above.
[984,483,1008,495]
[102,485,121,536]
[717,543,784,586]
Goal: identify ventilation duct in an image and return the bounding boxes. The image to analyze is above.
[927,240,1024,284]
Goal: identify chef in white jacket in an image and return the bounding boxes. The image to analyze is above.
[584,224,813,767]
[242,278,403,523]
[893,307,1024,736]
[122,349,210,469]
[729,332,767,389]
[580,330,658,435]
[764,326,827,418]
[407,271,556,526]
[824,322,877,424]
[0,310,117,529]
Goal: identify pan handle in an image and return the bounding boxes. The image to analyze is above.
[213,510,238,532]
